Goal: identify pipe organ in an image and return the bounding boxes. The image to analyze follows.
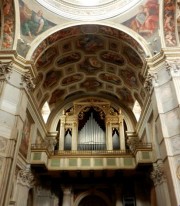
[78,113,106,150]
[58,98,126,151]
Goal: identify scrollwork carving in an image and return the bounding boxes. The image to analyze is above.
[0,61,13,80]
[150,161,166,185]
[17,168,35,188]
[144,73,153,91]
[21,72,35,91]
[165,60,180,74]
[127,136,140,152]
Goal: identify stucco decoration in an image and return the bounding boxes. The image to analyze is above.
[35,0,144,21]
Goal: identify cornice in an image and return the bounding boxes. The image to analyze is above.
[0,51,35,76]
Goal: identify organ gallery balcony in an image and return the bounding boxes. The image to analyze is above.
[30,142,153,171]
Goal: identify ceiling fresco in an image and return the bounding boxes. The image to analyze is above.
[0,0,178,121]
[33,25,146,113]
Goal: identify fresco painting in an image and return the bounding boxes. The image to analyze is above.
[61,74,83,86]
[43,71,61,89]
[99,73,121,85]
[123,0,159,39]
[79,56,103,74]
[164,0,177,46]
[2,0,14,49]
[49,89,65,104]
[106,65,117,74]
[109,41,119,52]
[36,47,58,69]
[119,69,138,88]
[116,87,134,104]
[99,25,145,55]
[80,78,102,91]
[20,115,32,159]
[19,0,55,42]
[32,25,145,62]
[81,25,98,33]
[123,46,143,67]
[65,66,76,75]
[62,41,72,53]
[76,35,104,52]
[56,52,81,67]
[100,51,124,66]
[106,84,114,92]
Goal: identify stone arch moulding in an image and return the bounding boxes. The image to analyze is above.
[73,190,112,206]
[25,22,153,61]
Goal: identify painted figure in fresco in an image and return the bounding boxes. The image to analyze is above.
[81,79,101,90]
[99,73,121,85]
[56,52,81,67]
[43,71,61,89]
[164,0,176,46]
[2,0,14,49]
[79,57,102,73]
[76,35,104,52]
[61,74,83,86]
[36,47,57,69]
[128,0,159,36]
[20,2,48,38]
[100,51,124,66]
[3,0,13,16]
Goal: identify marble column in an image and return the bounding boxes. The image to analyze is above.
[0,61,31,206]
[149,59,180,205]
[115,186,123,206]
[15,168,35,206]
[59,113,66,150]
[119,114,125,150]
[106,120,113,150]
[62,186,72,206]
[150,161,171,206]
[72,121,78,150]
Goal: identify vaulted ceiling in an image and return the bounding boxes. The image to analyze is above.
[32,25,147,117]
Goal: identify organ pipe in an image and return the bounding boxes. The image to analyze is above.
[78,113,105,150]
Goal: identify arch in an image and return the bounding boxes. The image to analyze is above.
[25,22,152,60]
[48,97,136,133]
[74,190,112,206]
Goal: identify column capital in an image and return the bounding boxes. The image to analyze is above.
[150,161,166,186]
[17,167,35,188]
[21,72,35,91]
[127,136,139,152]
[0,61,13,81]
[61,185,72,195]
[165,60,180,76]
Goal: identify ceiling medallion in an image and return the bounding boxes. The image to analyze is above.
[36,0,143,21]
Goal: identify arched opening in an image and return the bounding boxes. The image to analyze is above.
[78,195,108,206]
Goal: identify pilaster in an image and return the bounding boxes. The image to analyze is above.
[15,167,35,206]
[0,58,35,206]
[147,53,180,206]
[150,160,171,206]
[62,186,72,206]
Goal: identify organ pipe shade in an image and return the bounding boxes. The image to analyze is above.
[78,112,106,150]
